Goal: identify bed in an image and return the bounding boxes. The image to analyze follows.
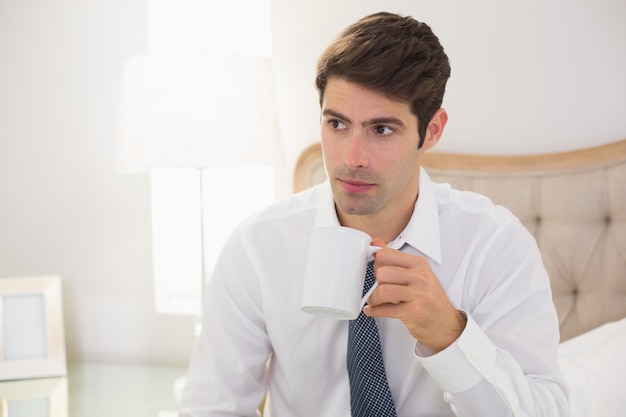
[294,138,626,417]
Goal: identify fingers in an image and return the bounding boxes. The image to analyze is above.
[366,279,412,306]
[366,240,465,351]
[367,243,432,306]
[371,237,386,248]
[373,250,431,286]
[367,239,435,308]
[363,301,411,319]
[373,245,427,271]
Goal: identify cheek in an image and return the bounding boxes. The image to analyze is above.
[320,138,341,165]
[380,151,419,182]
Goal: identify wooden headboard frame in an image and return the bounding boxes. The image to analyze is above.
[294,139,626,341]
[295,139,626,191]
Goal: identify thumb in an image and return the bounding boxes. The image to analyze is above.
[371,237,386,248]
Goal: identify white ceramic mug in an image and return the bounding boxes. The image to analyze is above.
[300,226,381,320]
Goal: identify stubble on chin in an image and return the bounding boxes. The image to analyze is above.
[329,166,384,216]
[332,184,380,217]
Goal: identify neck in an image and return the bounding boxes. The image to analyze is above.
[337,195,417,244]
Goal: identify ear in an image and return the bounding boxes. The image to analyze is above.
[421,108,448,151]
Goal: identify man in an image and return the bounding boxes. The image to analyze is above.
[180,12,568,416]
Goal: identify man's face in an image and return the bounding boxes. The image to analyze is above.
[321,77,424,225]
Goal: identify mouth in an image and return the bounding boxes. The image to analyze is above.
[338,178,376,194]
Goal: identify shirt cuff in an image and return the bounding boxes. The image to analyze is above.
[415,313,494,394]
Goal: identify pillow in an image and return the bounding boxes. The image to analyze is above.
[558,318,626,417]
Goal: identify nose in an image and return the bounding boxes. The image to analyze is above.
[343,130,369,169]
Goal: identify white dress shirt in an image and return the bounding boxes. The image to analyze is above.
[180,169,569,417]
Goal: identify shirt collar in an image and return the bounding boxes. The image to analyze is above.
[314,181,342,227]
[314,168,442,265]
[400,169,442,265]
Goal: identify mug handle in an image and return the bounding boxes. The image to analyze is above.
[359,245,382,311]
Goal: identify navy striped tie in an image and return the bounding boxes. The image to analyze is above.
[347,261,397,416]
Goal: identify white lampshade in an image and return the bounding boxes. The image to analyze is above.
[116,53,283,171]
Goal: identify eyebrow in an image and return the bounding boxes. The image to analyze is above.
[322,109,406,128]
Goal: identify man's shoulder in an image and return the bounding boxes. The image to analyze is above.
[239,183,323,231]
[432,181,538,262]
[433,181,518,227]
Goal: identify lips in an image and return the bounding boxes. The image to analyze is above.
[338,178,375,194]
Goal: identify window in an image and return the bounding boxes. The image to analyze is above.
[146,0,275,315]
[151,166,275,315]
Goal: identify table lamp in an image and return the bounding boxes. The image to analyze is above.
[115,53,283,319]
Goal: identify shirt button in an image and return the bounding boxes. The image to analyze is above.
[471,350,480,360]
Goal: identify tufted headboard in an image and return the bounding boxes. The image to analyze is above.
[294,139,626,341]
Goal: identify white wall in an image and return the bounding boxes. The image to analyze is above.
[272,0,626,171]
[0,0,195,365]
[0,0,625,366]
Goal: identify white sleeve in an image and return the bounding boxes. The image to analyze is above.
[416,224,569,417]
[179,229,270,417]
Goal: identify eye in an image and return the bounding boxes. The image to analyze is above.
[329,119,346,130]
[374,125,394,136]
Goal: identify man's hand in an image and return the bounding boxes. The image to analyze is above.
[364,238,467,353]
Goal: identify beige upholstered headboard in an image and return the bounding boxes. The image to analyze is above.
[294,139,626,342]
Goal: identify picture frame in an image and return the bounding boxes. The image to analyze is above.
[0,276,66,381]
[0,376,68,417]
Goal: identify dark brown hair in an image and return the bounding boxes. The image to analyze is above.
[315,12,451,148]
